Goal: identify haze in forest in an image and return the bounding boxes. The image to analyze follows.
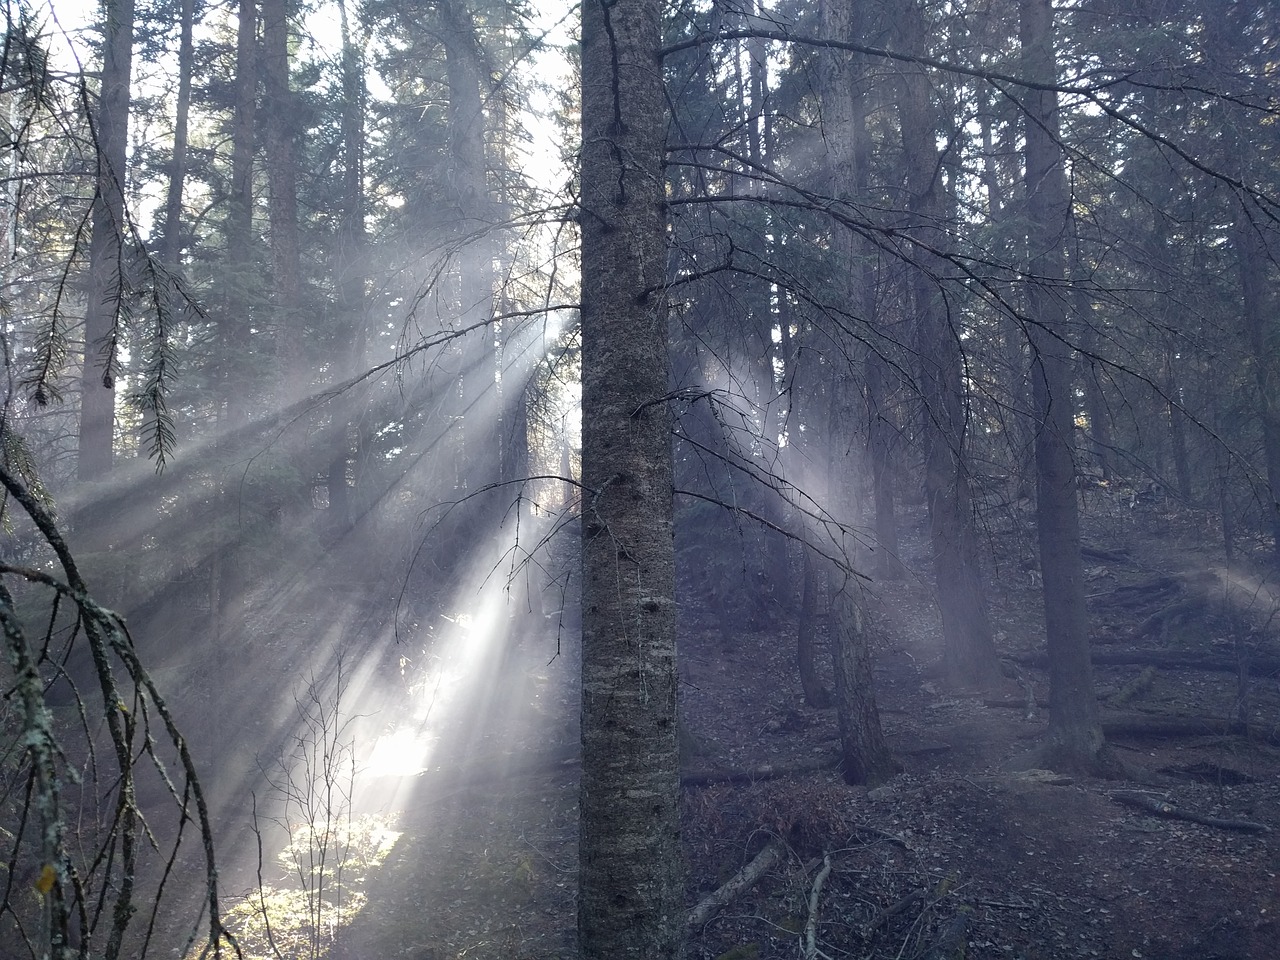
[0,0,1277,958]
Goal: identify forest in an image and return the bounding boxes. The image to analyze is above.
[0,0,1277,957]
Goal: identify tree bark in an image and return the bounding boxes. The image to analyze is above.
[77,0,135,482]
[578,0,682,956]
[896,0,997,688]
[797,546,831,707]
[261,0,304,395]
[831,572,898,785]
[159,0,194,268]
[817,0,897,787]
[1018,0,1111,774]
[223,0,256,429]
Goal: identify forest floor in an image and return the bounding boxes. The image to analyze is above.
[312,488,1280,960]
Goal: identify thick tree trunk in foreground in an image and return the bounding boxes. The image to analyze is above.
[78,0,135,481]
[578,0,682,957]
[1019,0,1111,774]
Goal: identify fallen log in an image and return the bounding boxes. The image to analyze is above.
[686,834,788,932]
[1101,712,1280,746]
[1082,545,1133,564]
[1109,790,1270,834]
[1090,576,1181,609]
[1008,648,1280,677]
[681,752,840,787]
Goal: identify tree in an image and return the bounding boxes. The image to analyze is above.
[77,0,135,481]
[578,0,682,956]
[1017,0,1113,774]
[894,0,999,689]
[816,0,899,786]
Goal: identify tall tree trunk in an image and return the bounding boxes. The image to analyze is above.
[815,0,896,781]
[1019,0,1112,774]
[439,0,495,489]
[578,0,681,956]
[327,0,367,531]
[1236,208,1280,561]
[797,546,831,707]
[159,0,194,268]
[828,374,898,785]
[214,0,258,640]
[77,0,135,482]
[261,0,304,397]
[223,0,256,429]
[896,0,997,688]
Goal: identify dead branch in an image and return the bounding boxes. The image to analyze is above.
[680,752,840,787]
[685,835,788,933]
[862,888,925,937]
[803,853,832,960]
[1109,790,1270,834]
[1101,712,1280,745]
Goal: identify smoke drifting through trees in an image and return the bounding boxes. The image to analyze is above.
[0,0,1276,956]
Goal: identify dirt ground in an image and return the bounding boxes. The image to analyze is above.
[331,492,1280,960]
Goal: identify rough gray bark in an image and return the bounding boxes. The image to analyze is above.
[77,0,135,481]
[831,572,899,785]
[578,0,682,956]
[818,0,897,787]
[1018,0,1112,774]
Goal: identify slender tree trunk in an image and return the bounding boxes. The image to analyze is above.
[224,0,256,429]
[897,0,997,688]
[261,0,304,396]
[865,349,900,579]
[578,0,681,956]
[817,0,897,784]
[797,546,831,707]
[159,0,193,268]
[831,571,898,785]
[215,0,257,639]
[440,0,495,488]
[1236,209,1280,561]
[327,0,367,531]
[77,0,135,482]
[1019,0,1112,774]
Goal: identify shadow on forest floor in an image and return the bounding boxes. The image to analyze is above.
[303,492,1280,960]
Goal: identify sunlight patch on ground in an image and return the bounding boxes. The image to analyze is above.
[214,813,402,960]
